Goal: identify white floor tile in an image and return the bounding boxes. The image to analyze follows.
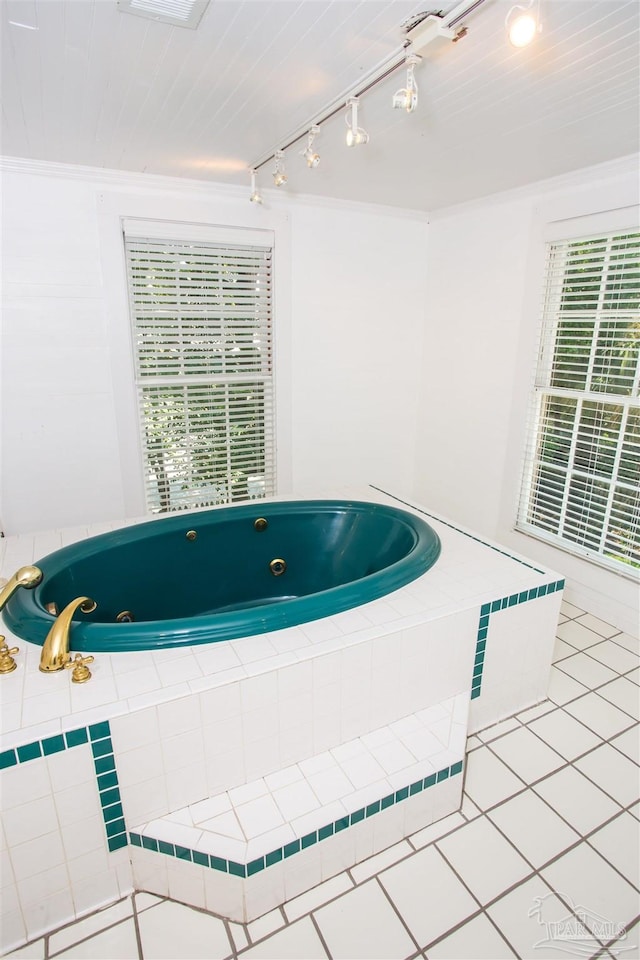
[462,747,525,811]
[426,912,516,959]
[533,766,622,835]
[516,701,555,723]
[410,812,466,849]
[476,717,520,743]
[575,614,621,639]
[48,900,133,955]
[436,817,532,904]
[614,921,639,959]
[541,842,640,930]
[528,708,602,760]
[284,872,353,923]
[246,909,285,944]
[596,678,640,720]
[487,875,592,960]
[575,744,640,808]
[610,726,640,764]
[133,892,163,913]
[228,922,248,953]
[560,601,586,619]
[627,667,640,687]
[313,879,416,960]
[241,916,328,959]
[2,941,45,959]
[552,638,577,663]
[379,846,478,948]
[630,802,640,822]
[563,693,635,740]
[556,620,601,650]
[587,812,640,887]
[350,840,413,884]
[547,668,589,706]
[488,727,565,784]
[137,900,232,959]
[612,633,640,655]
[586,640,639,675]
[556,652,618,689]
[460,795,482,821]
[51,920,139,960]
[488,790,580,867]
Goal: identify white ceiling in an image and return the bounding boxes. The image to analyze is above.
[1,0,639,211]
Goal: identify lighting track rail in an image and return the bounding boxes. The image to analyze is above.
[248,0,492,185]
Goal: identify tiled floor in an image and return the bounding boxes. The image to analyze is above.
[4,602,639,960]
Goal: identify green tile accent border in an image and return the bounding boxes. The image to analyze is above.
[470,579,565,700]
[3,720,128,853]
[128,759,464,877]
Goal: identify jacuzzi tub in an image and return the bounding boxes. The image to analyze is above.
[3,499,441,651]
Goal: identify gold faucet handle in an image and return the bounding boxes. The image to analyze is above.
[64,652,95,684]
[0,637,19,674]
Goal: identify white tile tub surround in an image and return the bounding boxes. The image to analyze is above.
[128,694,468,922]
[0,742,133,954]
[0,488,564,946]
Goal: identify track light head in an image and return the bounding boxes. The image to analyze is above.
[248,168,263,204]
[345,97,369,147]
[392,54,421,113]
[506,1,540,47]
[301,126,321,168]
[272,150,288,186]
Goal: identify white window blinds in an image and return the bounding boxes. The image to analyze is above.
[517,229,640,573]
[123,227,275,513]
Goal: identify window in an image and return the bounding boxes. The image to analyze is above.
[517,228,640,573]
[123,224,275,513]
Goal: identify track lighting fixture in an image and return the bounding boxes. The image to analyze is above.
[248,168,263,204]
[272,150,288,186]
[301,126,321,167]
[345,97,369,147]
[392,54,421,112]
[249,1,498,181]
[506,0,540,47]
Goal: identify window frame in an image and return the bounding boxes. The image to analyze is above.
[516,216,640,578]
[123,221,276,513]
[97,194,292,520]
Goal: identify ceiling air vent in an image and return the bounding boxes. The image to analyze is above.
[117,0,209,29]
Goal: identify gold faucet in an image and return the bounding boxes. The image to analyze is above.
[0,566,43,611]
[39,596,96,673]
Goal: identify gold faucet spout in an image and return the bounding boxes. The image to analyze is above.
[0,566,43,612]
[39,596,96,673]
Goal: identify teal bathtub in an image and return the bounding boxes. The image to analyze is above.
[3,499,441,651]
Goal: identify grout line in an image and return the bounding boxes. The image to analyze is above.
[308,911,333,960]
[130,892,144,960]
[373,873,422,955]
[48,916,136,960]
[221,916,239,960]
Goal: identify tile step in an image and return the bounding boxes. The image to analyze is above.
[130,692,468,876]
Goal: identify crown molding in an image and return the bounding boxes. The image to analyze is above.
[0,155,429,223]
[427,154,640,221]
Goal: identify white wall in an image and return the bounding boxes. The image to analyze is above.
[289,203,427,496]
[0,160,428,534]
[414,156,640,635]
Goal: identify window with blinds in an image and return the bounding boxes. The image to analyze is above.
[517,229,640,573]
[124,229,275,513]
